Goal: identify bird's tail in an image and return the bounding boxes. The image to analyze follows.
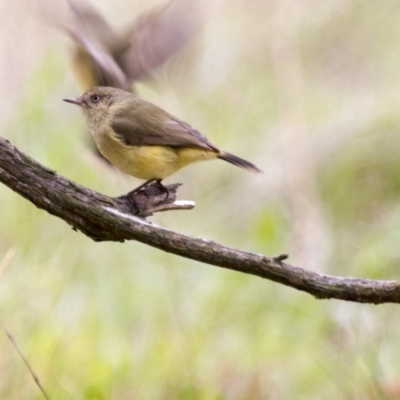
[218,151,263,174]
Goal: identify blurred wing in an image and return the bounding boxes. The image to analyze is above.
[111,107,217,151]
[66,0,118,50]
[51,0,203,89]
[120,0,203,80]
[70,32,129,89]
[61,0,130,90]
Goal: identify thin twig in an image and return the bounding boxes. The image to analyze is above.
[0,320,50,400]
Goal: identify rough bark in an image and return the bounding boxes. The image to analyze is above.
[0,136,399,304]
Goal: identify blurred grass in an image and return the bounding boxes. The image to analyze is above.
[1,0,400,399]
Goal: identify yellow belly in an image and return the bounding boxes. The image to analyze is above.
[93,129,217,180]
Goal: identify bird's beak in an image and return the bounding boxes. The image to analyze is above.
[63,97,83,106]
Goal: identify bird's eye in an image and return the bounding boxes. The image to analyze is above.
[91,94,101,103]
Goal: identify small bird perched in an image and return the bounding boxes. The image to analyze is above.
[49,0,204,167]
[64,87,262,192]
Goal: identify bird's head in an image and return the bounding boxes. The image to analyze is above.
[63,86,131,126]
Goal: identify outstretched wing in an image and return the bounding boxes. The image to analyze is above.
[121,0,203,80]
[61,0,130,90]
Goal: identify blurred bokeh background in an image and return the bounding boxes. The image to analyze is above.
[1,0,400,398]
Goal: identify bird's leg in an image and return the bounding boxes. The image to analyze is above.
[130,178,157,194]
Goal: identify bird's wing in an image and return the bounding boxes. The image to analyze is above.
[120,0,203,80]
[58,0,130,90]
[111,105,218,151]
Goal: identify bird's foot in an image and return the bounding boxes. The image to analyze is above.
[128,178,157,195]
[117,182,190,218]
[126,179,169,204]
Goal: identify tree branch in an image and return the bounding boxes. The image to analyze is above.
[0,136,399,304]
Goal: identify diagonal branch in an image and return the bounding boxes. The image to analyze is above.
[0,136,399,304]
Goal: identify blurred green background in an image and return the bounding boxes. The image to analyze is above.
[1,0,400,398]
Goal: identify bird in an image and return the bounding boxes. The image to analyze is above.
[50,0,204,167]
[64,86,262,194]
[56,0,203,92]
